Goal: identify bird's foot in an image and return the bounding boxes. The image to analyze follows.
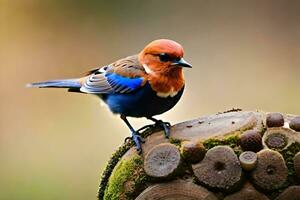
[154,120,171,138]
[136,124,156,133]
[125,132,145,153]
[147,117,171,138]
[136,120,171,138]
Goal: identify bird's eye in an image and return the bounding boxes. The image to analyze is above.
[158,53,171,62]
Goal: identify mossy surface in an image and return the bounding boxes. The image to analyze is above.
[169,137,182,147]
[98,142,132,199]
[103,155,148,200]
[203,133,240,150]
[98,126,158,199]
[280,142,300,185]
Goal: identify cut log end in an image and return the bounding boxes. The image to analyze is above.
[275,186,300,200]
[239,151,257,171]
[224,182,270,200]
[289,116,300,132]
[180,140,206,164]
[262,128,294,150]
[293,152,300,179]
[266,113,284,128]
[265,133,287,149]
[192,146,242,192]
[144,143,181,178]
[135,180,218,200]
[251,149,288,191]
[239,130,263,152]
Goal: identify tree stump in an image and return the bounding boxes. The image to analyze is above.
[98,111,300,200]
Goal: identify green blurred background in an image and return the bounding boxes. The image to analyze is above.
[1,0,300,199]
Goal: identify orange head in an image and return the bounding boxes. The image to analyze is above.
[139,39,192,76]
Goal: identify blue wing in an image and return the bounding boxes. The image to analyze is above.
[80,55,146,94]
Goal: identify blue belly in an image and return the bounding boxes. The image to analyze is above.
[101,83,184,118]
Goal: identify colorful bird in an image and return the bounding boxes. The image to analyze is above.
[28,39,192,152]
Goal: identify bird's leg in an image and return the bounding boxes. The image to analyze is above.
[147,117,171,138]
[120,115,144,152]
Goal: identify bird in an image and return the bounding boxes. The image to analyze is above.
[27,39,192,152]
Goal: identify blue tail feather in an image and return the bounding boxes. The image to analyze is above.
[27,79,81,89]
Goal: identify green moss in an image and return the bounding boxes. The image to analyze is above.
[98,142,132,199]
[280,142,300,184]
[103,155,148,200]
[169,138,182,147]
[203,133,240,150]
[98,126,157,199]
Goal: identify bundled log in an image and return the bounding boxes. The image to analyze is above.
[98,111,300,200]
[293,152,300,179]
[251,149,288,190]
[192,146,242,192]
[239,151,257,171]
[144,143,181,178]
[262,127,296,150]
[239,130,263,152]
[224,182,269,200]
[135,180,218,200]
[180,140,206,164]
[266,113,284,128]
[275,186,300,200]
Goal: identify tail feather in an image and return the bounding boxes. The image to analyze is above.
[27,79,81,89]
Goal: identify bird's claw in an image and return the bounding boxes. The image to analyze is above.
[136,124,155,133]
[154,120,171,138]
[132,134,145,153]
[124,136,132,143]
[124,133,145,153]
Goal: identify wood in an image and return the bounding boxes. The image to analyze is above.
[266,113,284,128]
[251,149,288,190]
[239,130,263,152]
[135,180,218,200]
[239,151,257,171]
[262,127,297,150]
[265,132,287,149]
[180,140,206,164]
[224,182,269,200]
[144,143,181,178]
[275,186,300,200]
[140,111,263,157]
[141,132,169,157]
[170,111,260,141]
[99,111,300,200]
[289,116,300,131]
[192,146,242,192]
[293,152,300,179]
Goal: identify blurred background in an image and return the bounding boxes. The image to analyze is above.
[1,0,300,199]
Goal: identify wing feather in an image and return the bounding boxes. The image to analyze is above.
[80,55,146,94]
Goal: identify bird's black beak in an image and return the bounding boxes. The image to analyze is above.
[171,58,192,68]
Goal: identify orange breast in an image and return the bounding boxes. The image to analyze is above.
[147,68,185,97]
